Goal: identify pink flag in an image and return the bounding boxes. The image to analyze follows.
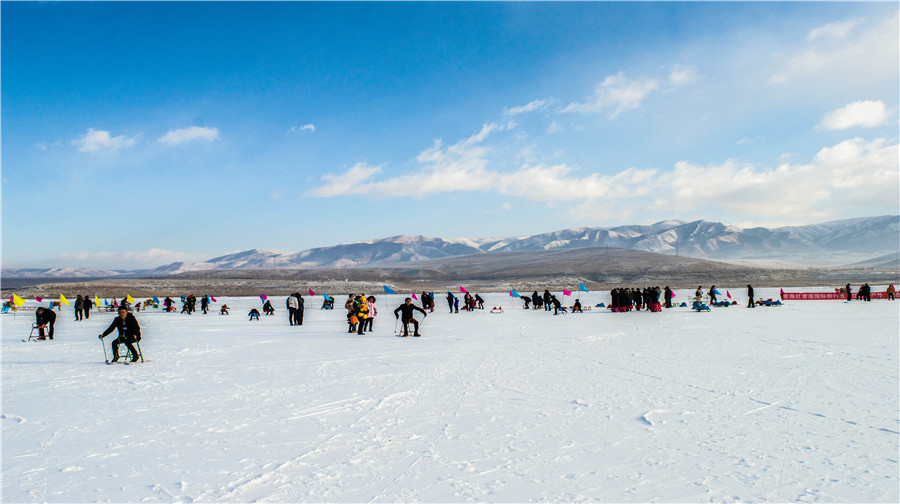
[460,286,468,293]
[562,289,572,296]
[211,296,217,303]
[308,288,315,296]
[412,292,418,300]
[260,294,267,302]
[726,291,732,299]
[35,296,43,302]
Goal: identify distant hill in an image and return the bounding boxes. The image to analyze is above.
[3,216,897,281]
[147,215,897,274]
[10,246,897,298]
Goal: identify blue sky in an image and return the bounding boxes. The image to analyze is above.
[2,2,898,270]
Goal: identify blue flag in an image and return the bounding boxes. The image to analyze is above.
[714,288,723,296]
[152,296,160,304]
[579,282,589,292]
[383,285,395,294]
[323,293,333,301]
[510,289,521,298]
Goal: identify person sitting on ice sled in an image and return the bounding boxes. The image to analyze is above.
[394,297,427,337]
[99,306,141,362]
[34,307,57,340]
[248,308,260,320]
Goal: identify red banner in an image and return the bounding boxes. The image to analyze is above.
[780,291,892,300]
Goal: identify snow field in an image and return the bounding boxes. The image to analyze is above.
[2,288,898,502]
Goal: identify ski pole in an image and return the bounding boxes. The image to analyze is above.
[394,317,399,335]
[99,335,108,363]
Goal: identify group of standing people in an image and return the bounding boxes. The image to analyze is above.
[609,287,663,312]
[345,294,376,335]
[73,295,94,320]
[286,292,305,325]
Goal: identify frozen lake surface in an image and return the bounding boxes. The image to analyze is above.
[3,288,898,502]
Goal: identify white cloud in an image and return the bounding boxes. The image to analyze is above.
[504,98,555,116]
[669,65,699,87]
[288,124,316,134]
[156,126,219,145]
[808,18,861,41]
[772,13,898,84]
[306,162,384,198]
[651,137,898,220]
[818,100,888,130]
[562,72,660,118]
[70,128,139,152]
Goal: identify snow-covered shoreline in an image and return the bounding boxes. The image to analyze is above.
[3,289,898,502]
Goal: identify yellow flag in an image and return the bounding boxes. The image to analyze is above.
[95,296,101,307]
[60,294,70,306]
[12,294,25,307]
[126,294,135,304]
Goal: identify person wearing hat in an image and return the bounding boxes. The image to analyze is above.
[99,306,142,362]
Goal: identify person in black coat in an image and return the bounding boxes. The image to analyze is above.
[446,292,455,313]
[35,307,57,340]
[394,298,427,337]
[83,295,93,319]
[74,295,84,321]
[747,284,755,308]
[99,306,141,362]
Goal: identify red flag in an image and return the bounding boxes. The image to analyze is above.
[35,296,43,302]
[460,286,468,293]
[260,294,267,302]
[562,289,572,296]
[308,288,315,296]
[726,291,732,299]
[412,292,418,300]
[211,296,217,303]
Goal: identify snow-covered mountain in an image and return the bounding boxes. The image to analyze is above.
[3,216,897,279]
[1,267,126,278]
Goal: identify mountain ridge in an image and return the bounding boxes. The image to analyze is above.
[3,216,897,279]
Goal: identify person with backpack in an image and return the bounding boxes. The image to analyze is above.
[99,306,141,362]
[74,295,84,321]
[356,295,369,335]
[394,297,427,337]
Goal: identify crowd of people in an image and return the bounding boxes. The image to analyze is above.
[17,281,894,359]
